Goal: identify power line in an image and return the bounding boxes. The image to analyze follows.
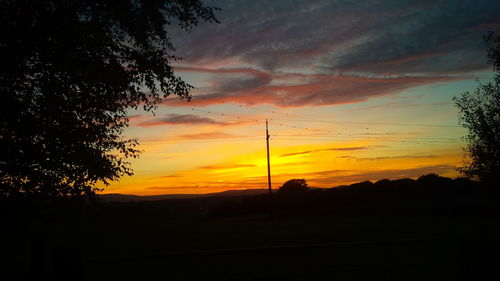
[188,105,461,130]
[190,107,264,124]
[270,117,460,128]
[272,133,459,140]
[272,137,461,144]
[141,136,262,144]
[234,104,461,128]
[145,106,462,145]
[266,119,272,194]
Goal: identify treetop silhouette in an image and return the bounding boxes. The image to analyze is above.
[453,31,500,183]
[279,179,310,193]
[0,0,219,199]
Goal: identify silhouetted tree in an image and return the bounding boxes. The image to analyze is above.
[453,31,500,183]
[416,173,449,184]
[0,1,219,200]
[279,179,310,193]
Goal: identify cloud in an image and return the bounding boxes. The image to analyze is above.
[200,164,256,170]
[337,155,354,159]
[280,150,314,157]
[136,114,217,127]
[332,164,456,185]
[296,164,456,186]
[174,0,499,72]
[143,164,456,192]
[324,146,370,151]
[127,114,145,121]
[355,154,438,161]
[177,131,240,140]
[279,146,370,157]
[165,0,499,108]
[145,186,188,190]
[136,114,251,127]
[169,69,469,107]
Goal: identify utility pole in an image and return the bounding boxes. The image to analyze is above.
[266,119,272,194]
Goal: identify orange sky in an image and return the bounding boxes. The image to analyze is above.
[101,77,471,195]
[100,0,500,195]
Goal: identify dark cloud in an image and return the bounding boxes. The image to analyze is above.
[280,150,313,157]
[355,154,438,161]
[169,71,465,107]
[175,0,498,71]
[289,164,456,186]
[136,114,251,127]
[145,186,188,190]
[324,146,370,151]
[269,169,352,180]
[166,0,500,107]
[137,114,218,127]
[200,164,256,169]
[279,146,369,157]
[178,131,239,140]
[321,164,456,186]
[159,175,182,178]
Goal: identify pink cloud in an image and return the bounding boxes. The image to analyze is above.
[279,146,371,157]
[177,131,240,140]
[175,65,270,78]
[135,114,256,127]
[165,71,468,108]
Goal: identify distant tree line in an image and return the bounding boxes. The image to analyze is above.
[211,175,493,218]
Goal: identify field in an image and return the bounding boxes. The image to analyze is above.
[2,182,499,281]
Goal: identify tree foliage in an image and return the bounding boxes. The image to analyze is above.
[453,31,500,182]
[0,0,219,199]
[279,179,310,193]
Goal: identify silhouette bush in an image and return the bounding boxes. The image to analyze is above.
[278,179,310,193]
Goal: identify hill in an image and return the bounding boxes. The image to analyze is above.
[100,188,269,202]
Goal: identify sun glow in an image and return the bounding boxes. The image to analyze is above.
[103,117,463,195]
[99,0,497,196]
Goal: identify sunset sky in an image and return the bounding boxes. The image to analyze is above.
[104,0,500,195]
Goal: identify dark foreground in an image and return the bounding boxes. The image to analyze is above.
[1,177,499,281]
